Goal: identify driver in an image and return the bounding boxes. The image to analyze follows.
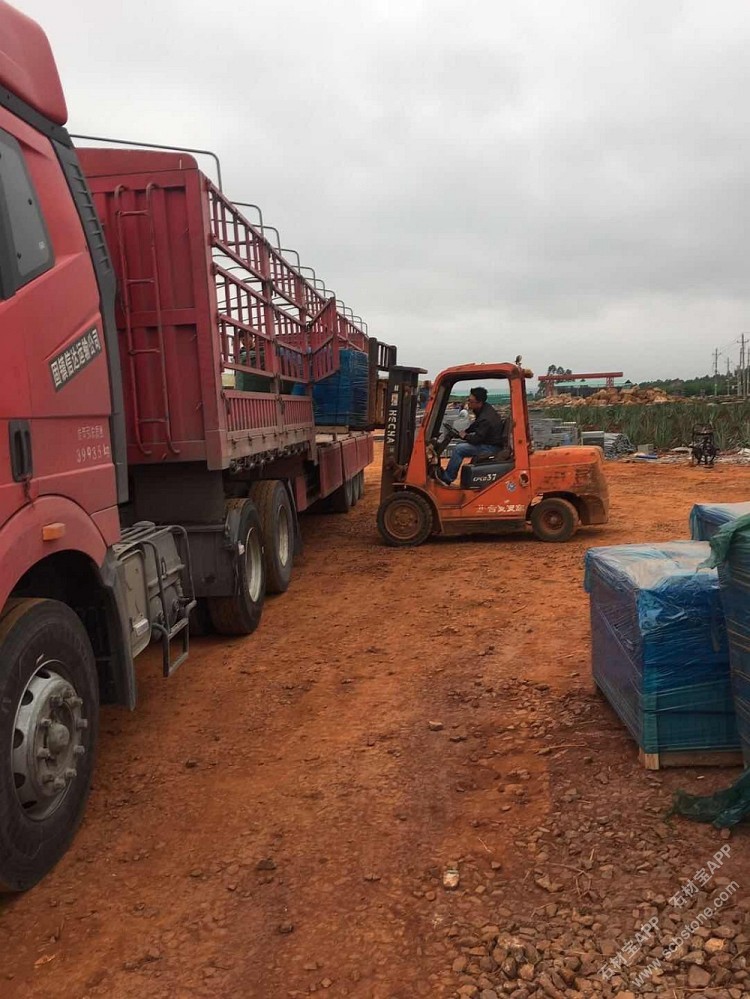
[439,387,507,486]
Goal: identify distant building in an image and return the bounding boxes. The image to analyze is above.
[549,378,632,399]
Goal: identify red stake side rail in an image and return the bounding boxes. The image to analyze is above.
[78,148,369,471]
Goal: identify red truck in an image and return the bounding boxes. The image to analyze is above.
[0,1,395,891]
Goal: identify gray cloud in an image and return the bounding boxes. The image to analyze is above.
[23,0,750,381]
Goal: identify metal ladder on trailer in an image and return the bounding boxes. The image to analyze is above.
[113,183,180,457]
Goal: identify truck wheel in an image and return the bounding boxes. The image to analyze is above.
[330,477,354,514]
[250,481,294,594]
[0,598,99,892]
[356,471,365,501]
[377,492,434,547]
[530,498,579,543]
[208,500,266,635]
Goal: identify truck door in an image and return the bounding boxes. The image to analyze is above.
[0,110,117,533]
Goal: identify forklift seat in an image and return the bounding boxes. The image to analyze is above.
[460,460,515,490]
[469,418,511,467]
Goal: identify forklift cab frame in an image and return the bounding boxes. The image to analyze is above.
[377,362,609,547]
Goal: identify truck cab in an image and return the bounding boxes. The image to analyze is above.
[377,362,609,546]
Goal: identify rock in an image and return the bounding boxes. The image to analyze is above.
[613,992,636,999]
[706,937,727,954]
[518,963,535,981]
[453,956,468,974]
[501,956,517,978]
[480,992,498,999]
[428,721,444,731]
[443,868,460,890]
[536,972,565,998]
[715,925,737,939]
[277,922,294,935]
[688,965,711,988]
[256,858,277,871]
[534,875,563,894]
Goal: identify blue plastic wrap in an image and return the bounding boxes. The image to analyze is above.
[584,542,737,755]
[312,349,369,428]
[703,514,750,766]
[690,502,750,541]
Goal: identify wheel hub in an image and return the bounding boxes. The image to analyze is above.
[245,527,263,602]
[277,506,291,566]
[385,501,421,540]
[12,665,86,821]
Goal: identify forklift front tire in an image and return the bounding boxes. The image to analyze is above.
[377,492,434,547]
[530,497,579,543]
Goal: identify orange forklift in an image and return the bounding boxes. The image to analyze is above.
[376,362,609,546]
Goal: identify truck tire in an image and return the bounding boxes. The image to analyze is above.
[330,477,354,514]
[208,500,266,635]
[250,480,294,594]
[377,491,434,547]
[530,497,579,543]
[0,598,99,892]
[357,471,365,501]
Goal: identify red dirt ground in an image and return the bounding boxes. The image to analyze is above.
[1,450,749,997]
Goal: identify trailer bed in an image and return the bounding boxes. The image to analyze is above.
[79,148,369,471]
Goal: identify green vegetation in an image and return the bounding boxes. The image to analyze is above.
[638,374,734,397]
[532,401,750,450]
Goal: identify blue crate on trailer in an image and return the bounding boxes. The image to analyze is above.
[584,542,738,757]
[313,349,369,427]
[690,502,750,541]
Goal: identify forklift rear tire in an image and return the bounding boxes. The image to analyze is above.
[208,499,266,635]
[250,480,294,594]
[377,492,434,547]
[330,477,354,514]
[530,497,579,543]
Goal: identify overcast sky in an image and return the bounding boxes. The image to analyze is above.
[22,0,750,381]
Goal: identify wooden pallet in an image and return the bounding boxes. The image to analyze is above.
[639,748,744,771]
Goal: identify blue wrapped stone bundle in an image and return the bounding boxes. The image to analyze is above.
[690,502,750,541]
[312,349,369,428]
[584,542,738,756]
[703,514,750,766]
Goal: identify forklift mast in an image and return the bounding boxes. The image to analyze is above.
[380,366,426,501]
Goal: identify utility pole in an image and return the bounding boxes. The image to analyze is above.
[742,334,748,399]
[714,348,719,396]
[727,356,731,396]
